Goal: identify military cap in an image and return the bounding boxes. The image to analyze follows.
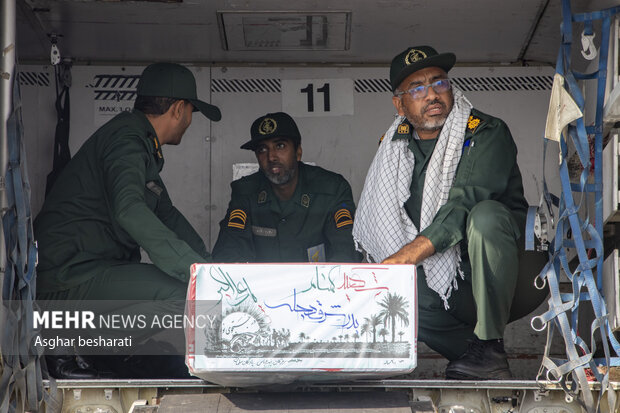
[137,62,222,121]
[241,112,301,150]
[390,46,456,92]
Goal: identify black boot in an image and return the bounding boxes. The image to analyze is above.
[45,355,99,379]
[445,337,512,380]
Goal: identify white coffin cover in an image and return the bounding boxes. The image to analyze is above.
[186,263,417,386]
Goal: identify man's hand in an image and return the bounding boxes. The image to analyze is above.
[382,235,435,265]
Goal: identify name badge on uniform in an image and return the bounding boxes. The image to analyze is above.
[251,225,277,237]
[146,181,163,196]
[307,244,326,263]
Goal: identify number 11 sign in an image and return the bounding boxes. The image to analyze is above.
[281,78,354,117]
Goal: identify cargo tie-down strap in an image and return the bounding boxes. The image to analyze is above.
[527,1,620,412]
[0,69,59,412]
[45,62,72,197]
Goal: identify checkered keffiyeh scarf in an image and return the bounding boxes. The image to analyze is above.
[353,87,473,307]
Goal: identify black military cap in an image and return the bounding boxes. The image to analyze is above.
[241,112,301,150]
[390,46,456,92]
[137,62,222,121]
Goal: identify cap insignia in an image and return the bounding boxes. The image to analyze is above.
[227,209,247,230]
[405,49,427,65]
[335,208,353,228]
[258,118,277,135]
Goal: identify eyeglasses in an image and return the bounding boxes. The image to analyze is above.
[395,79,451,100]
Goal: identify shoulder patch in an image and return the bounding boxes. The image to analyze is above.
[334,208,353,229]
[227,209,247,229]
[467,115,483,133]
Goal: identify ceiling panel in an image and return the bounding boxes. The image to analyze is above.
[15,0,620,66]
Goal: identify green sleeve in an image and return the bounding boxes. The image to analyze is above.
[323,178,361,262]
[211,183,256,262]
[103,134,205,282]
[420,120,518,253]
[156,183,211,261]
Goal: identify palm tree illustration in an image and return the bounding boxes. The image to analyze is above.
[398,331,405,342]
[360,323,369,342]
[377,292,410,342]
[364,314,382,343]
[379,328,388,343]
[353,332,359,343]
[298,332,306,343]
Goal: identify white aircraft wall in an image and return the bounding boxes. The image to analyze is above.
[20,64,556,251]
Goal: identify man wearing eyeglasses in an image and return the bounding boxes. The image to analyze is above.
[353,46,547,380]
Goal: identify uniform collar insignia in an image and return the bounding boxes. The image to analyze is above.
[392,121,412,141]
[397,123,410,135]
[258,190,267,204]
[301,194,310,208]
[467,115,482,133]
[151,135,163,159]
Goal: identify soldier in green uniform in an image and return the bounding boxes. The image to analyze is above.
[34,63,221,378]
[212,112,359,263]
[353,46,547,380]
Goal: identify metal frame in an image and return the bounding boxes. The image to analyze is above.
[43,378,620,391]
[1,0,15,277]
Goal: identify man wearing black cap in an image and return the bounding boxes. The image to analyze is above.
[34,63,221,378]
[212,112,359,263]
[353,47,547,380]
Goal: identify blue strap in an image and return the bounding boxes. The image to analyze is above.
[533,1,620,412]
[0,65,56,412]
[525,206,538,251]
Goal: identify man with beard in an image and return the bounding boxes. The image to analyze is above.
[353,46,547,380]
[212,112,359,263]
